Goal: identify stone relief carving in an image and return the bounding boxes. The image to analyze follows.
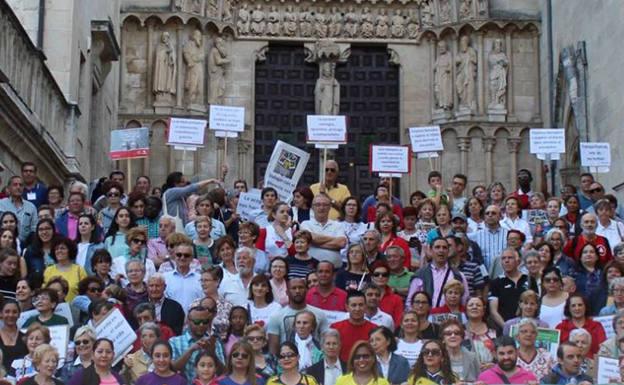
[183,30,204,106]
[222,0,233,22]
[455,35,477,112]
[251,5,265,35]
[375,9,389,38]
[329,7,343,38]
[315,62,340,115]
[391,10,405,38]
[300,6,314,37]
[360,8,375,38]
[439,0,451,24]
[314,7,328,38]
[175,0,203,15]
[421,0,434,27]
[266,6,281,36]
[237,3,250,35]
[406,9,421,39]
[344,6,359,38]
[206,0,219,18]
[488,38,509,110]
[153,31,177,105]
[283,6,298,37]
[208,37,230,104]
[477,0,488,16]
[459,0,474,20]
[433,40,453,111]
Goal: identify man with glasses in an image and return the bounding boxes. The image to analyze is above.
[468,204,508,272]
[55,192,89,241]
[300,193,347,268]
[310,160,351,220]
[147,215,176,268]
[146,273,185,335]
[21,162,47,208]
[0,175,37,242]
[163,241,203,315]
[171,302,224,379]
[477,336,537,384]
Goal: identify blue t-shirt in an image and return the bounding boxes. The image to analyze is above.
[217,375,267,385]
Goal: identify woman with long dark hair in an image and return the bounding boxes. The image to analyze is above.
[76,214,105,275]
[407,340,456,385]
[335,341,389,385]
[104,206,136,259]
[214,340,263,385]
[23,218,57,288]
[68,338,125,385]
[162,172,220,225]
[266,341,319,385]
[136,340,186,384]
[369,326,410,385]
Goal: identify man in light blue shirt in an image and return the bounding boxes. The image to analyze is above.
[0,175,37,242]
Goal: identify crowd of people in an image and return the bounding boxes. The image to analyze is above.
[0,159,623,385]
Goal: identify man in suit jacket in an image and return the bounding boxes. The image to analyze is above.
[147,273,185,335]
[305,329,347,385]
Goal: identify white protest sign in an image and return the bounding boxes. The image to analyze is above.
[597,356,621,384]
[167,118,207,147]
[17,302,74,329]
[580,142,611,173]
[238,189,262,221]
[209,105,245,133]
[529,128,565,159]
[409,126,444,153]
[306,115,347,143]
[370,145,410,174]
[595,315,615,339]
[95,308,137,366]
[416,152,439,159]
[49,325,69,368]
[263,141,310,203]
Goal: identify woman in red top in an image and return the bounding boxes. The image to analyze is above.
[376,212,411,268]
[555,293,606,358]
[370,260,404,327]
[366,185,403,225]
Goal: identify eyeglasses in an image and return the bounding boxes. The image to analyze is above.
[279,352,297,360]
[247,336,265,342]
[176,252,193,259]
[107,192,121,198]
[74,339,91,346]
[232,352,249,359]
[190,318,210,326]
[353,354,372,361]
[325,168,337,173]
[443,330,462,337]
[373,272,390,278]
[590,188,604,194]
[131,238,146,245]
[422,349,442,357]
[613,289,624,294]
[87,286,103,293]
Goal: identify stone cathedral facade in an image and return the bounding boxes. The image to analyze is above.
[120,0,543,198]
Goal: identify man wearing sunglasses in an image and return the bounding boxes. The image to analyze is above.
[163,241,204,314]
[310,160,351,220]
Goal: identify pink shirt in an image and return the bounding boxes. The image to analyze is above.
[67,213,79,240]
[430,263,470,306]
[477,365,537,384]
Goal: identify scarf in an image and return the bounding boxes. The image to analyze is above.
[295,334,314,370]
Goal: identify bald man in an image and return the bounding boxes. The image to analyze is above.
[310,160,352,220]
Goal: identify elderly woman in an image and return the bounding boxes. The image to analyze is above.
[123,259,149,315]
[430,279,466,323]
[10,323,51,381]
[595,198,624,253]
[598,310,624,357]
[514,318,555,380]
[503,289,549,335]
[59,326,97,382]
[292,310,322,370]
[593,261,624,315]
[195,265,233,339]
[21,344,63,385]
[439,319,479,382]
[569,328,596,377]
[599,277,624,315]
[122,322,160,384]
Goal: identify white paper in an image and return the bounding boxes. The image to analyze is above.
[215,130,239,138]
[416,152,439,159]
[209,105,245,132]
[529,128,565,155]
[95,308,137,366]
[315,144,339,149]
[409,126,444,153]
[580,142,611,167]
[238,189,262,222]
[49,325,69,368]
[173,145,198,151]
[263,141,310,203]
[595,315,615,339]
[597,356,621,384]
[370,145,410,174]
[168,117,207,146]
[17,302,74,329]
[306,115,347,143]
[378,173,402,178]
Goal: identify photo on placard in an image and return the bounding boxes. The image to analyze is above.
[275,149,301,178]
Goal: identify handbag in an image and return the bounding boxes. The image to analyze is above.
[162,190,185,233]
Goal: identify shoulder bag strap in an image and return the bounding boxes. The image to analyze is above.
[495,371,512,385]
[435,267,453,307]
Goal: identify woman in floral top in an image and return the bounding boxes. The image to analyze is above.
[514,318,554,380]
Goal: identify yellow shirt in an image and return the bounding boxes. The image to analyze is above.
[266,374,319,385]
[405,375,437,385]
[310,182,352,220]
[43,263,87,302]
[335,373,390,385]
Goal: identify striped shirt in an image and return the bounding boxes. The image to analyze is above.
[457,260,489,295]
[468,226,508,269]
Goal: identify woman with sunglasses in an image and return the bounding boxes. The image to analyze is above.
[407,340,456,385]
[539,267,569,328]
[97,182,125,235]
[369,326,409,385]
[370,260,403,327]
[439,319,479,382]
[335,341,388,385]
[71,276,105,323]
[244,324,276,379]
[76,214,104,275]
[215,340,265,385]
[60,326,97,382]
[267,341,319,385]
[111,227,156,286]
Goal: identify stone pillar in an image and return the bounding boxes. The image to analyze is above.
[507,137,521,191]
[147,24,154,110]
[477,31,485,116]
[505,30,515,119]
[532,29,541,121]
[483,137,496,184]
[458,136,471,175]
[176,25,184,108]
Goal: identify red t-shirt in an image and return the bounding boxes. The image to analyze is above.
[379,236,411,268]
[379,286,404,327]
[563,234,612,266]
[330,318,378,362]
[306,286,348,311]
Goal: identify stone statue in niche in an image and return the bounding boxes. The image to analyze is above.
[460,0,473,19]
[190,0,203,14]
[315,62,340,115]
[153,31,177,104]
[329,7,343,37]
[314,7,328,38]
[300,6,313,37]
[344,6,359,38]
[433,40,453,111]
[439,0,451,23]
[183,30,204,106]
[266,6,281,36]
[488,38,509,109]
[421,1,434,27]
[477,0,487,15]
[208,37,231,105]
[375,9,389,38]
[283,6,298,37]
[390,9,405,38]
[237,3,250,35]
[222,0,233,22]
[455,35,478,112]
[406,9,420,39]
[360,7,374,38]
[250,5,265,35]
[206,0,219,18]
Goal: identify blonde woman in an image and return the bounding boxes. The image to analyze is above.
[20,344,63,385]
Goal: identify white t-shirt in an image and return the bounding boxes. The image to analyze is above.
[76,243,89,269]
[264,225,292,258]
[396,339,423,367]
[247,301,283,328]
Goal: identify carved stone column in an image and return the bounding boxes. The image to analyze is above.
[483,137,496,184]
[147,24,154,110]
[458,136,471,175]
[477,31,485,116]
[507,137,521,191]
[505,29,515,119]
[176,25,184,108]
[532,29,542,121]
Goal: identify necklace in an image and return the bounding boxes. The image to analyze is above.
[0,327,18,344]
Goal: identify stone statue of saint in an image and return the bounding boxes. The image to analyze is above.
[266,6,281,36]
[375,9,389,38]
[314,7,328,38]
[360,7,374,38]
[283,6,298,37]
[208,37,231,104]
[390,9,405,38]
[433,40,453,110]
[329,7,343,37]
[222,0,233,22]
[153,31,177,102]
[183,30,204,105]
[206,0,219,18]
[315,62,340,115]
[488,38,509,109]
[439,0,451,23]
[460,0,473,19]
[237,3,250,35]
[300,6,313,37]
[477,0,488,15]
[251,5,265,35]
[344,6,359,38]
[421,1,433,27]
[455,35,478,111]
[406,9,420,39]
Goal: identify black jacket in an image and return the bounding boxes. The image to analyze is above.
[159,297,185,335]
[305,359,347,385]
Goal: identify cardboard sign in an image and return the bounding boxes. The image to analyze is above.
[409,126,444,153]
[595,315,615,339]
[109,127,150,160]
[17,302,74,328]
[237,189,262,221]
[49,325,70,368]
[597,356,621,384]
[95,308,137,366]
[306,115,347,143]
[580,142,611,173]
[369,145,410,174]
[209,105,245,133]
[263,141,310,203]
[167,117,207,147]
[529,128,565,159]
